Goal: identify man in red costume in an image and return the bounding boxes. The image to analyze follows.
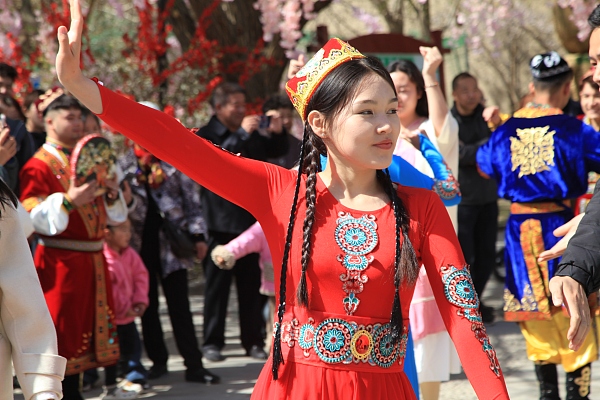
[19,93,128,400]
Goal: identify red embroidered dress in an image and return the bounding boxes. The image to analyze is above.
[95,83,509,399]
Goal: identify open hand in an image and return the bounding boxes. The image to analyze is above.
[56,0,84,87]
[549,276,591,351]
[56,0,103,113]
[538,213,584,262]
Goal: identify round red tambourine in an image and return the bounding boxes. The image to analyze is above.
[71,134,117,196]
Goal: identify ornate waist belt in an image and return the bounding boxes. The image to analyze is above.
[38,237,104,252]
[276,307,408,373]
[510,200,571,215]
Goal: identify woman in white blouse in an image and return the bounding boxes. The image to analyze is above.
[0,177,66,400]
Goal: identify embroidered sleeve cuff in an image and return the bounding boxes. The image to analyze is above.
[61,193,75,213]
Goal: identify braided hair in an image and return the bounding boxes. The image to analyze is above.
[272,56,420,379]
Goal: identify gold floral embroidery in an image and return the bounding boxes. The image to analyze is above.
[575,365,591,397]
[510,126,555,178]
[520,219,552,316]
[503,284,538,313]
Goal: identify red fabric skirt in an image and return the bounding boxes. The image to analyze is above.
[252,357,417,399]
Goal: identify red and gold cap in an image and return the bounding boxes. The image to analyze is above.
[285,38,365,119]
[36,87,64,116]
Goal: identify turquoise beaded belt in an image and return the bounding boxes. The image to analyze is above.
[276,308,408,371]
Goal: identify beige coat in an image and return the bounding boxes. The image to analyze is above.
[0,203,66,400]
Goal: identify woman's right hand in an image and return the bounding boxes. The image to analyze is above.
[56,0,84,87]
[56,0,103,114]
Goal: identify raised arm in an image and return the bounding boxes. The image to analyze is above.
[420,47,448,138]
[55,0,289,219]
[418,191,508,399]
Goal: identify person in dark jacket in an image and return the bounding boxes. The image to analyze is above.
[450,72,499,323]
[546,3,600,357]
[196,82,288,362]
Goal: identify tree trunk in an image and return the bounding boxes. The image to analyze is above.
[552,4,589,54]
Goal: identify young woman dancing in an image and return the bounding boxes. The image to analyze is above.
[55,2,508,398]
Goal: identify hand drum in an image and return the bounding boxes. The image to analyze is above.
[71,134,117,197]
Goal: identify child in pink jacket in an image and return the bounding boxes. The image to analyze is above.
[102,218,150,398]
[211,221,275,349]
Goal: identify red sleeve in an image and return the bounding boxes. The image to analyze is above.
[96,82,294,220]
[418,191,509,399]
[19,158,52,211]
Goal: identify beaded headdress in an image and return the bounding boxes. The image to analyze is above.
[285,38,366,119]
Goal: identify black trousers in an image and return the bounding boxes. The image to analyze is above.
[62,373,83,400]
[457,202,499,298]
[104,322,145,384]
[140,208,204,371]
[203,230,265,352]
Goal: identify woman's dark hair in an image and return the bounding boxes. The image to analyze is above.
[272,56,420,380]
[387,60,429,118]
[0,178,18,219]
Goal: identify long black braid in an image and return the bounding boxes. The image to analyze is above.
[296,132,322,307]
[271,124,309,380]
[376,169,419,342]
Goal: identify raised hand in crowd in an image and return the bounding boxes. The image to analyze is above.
[482,106,502,127]
[420,46,443,79]
[287,53,306,79]
[419,46,447,138]
[0,126,17,166]
[56,0,102,113]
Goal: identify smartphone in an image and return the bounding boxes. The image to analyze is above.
[259,115,271,130]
